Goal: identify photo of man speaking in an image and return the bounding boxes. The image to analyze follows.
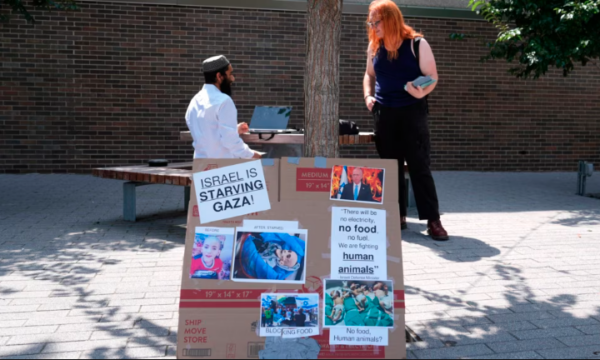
[340,168,376,203]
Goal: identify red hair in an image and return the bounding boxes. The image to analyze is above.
[367,0,423,60]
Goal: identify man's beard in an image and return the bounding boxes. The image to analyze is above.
[221,78,233,96]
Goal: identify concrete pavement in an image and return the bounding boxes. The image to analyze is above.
[0,172,599,359]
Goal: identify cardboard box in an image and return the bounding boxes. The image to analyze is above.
[178,158,405,359]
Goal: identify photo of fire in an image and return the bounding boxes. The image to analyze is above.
[330,165,384,204]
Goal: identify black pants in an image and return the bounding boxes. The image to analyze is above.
[372,100,440,221]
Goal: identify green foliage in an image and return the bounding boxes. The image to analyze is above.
[0,0,78,24]
[468,0,600,78]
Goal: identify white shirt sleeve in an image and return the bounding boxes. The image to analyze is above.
[216,98,254,159]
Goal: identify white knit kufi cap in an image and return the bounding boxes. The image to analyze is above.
[202,55,230,73]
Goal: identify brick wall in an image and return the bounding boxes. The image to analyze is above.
[1,3,599,173]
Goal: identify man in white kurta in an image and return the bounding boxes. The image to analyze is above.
[185,55,261,159]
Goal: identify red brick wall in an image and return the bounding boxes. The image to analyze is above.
[1,3,599,173]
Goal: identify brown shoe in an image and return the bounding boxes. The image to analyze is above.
[401,217,407,230]
[427,220,449,241]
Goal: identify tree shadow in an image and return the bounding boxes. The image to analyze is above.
[551,209,600,227]
[0,175,185,358]
[405,264,600,359]
[402,223,501,263]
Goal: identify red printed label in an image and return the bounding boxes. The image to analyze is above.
[193,206,199,217]
[296,168,331,192]
[226,343,236,359]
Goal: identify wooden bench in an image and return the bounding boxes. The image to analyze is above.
[180,131,415,208]
[93,163,193,222]
[94,130,415,222]
[178,131,375,145]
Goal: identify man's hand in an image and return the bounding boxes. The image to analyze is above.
[365,95,377,112]
[406,82,426,99]
[237,122,249,135]
[252,151,262,159]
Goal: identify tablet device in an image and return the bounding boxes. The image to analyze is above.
[404,75,437,91]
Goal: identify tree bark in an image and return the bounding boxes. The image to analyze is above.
[304,0,343,158]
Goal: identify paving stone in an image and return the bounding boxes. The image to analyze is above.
[7,331,92,345]
[0,352,83,359]
[486,312,556,324]
[0,325,58,337]
[464,322,538,334]
[575,325,600,335]
[531,317,600,329]
[558,335,600,347]
[487,338,567,353]
[466,351,545,359]
[536,346,600,359]
[41,339,129,353]
[24,315,101,327]
[81,345,167,359]
[0,344,45,357]
[126,335,178,348]
[438,331,518,346]
[411,344,495,359]
[511,327,585,340]
[90,328,171,341]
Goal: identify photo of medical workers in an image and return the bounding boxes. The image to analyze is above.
[323,280,394,328]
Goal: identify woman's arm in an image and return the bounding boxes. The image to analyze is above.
[363,45,377,111]
[406,38,439,99]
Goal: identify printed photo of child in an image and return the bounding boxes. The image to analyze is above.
[190,227,234,280]
[323,279,395,328]
[231,229,308,284]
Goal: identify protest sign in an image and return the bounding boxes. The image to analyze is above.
[329,327,389,346]
[331,207,387,280]
[193,161,271,224]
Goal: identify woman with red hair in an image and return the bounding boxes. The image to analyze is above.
[363,0,448,241]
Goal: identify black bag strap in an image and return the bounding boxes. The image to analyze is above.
[414,37,422,70]
[413,37,430,114]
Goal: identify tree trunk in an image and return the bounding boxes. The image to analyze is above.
[304,0,343,158]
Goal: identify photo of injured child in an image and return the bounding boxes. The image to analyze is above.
[190,227,234,280]
[323,280,394,328]
[259,294,319,337]
[231,229,307,284]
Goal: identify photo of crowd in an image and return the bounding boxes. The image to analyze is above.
[324,280,394,328]
[260,294,319,329]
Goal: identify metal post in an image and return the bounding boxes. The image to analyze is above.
[184,186,191,213]
[123,182,138,222]
[577,161,587,196]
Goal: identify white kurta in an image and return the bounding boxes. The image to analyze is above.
[185,84,254,159]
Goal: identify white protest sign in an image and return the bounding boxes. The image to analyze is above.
[329,327,388,346]
[331,207,387,280]
[193,161,271,224]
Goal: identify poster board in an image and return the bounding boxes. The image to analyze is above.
[177,158,406,359]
